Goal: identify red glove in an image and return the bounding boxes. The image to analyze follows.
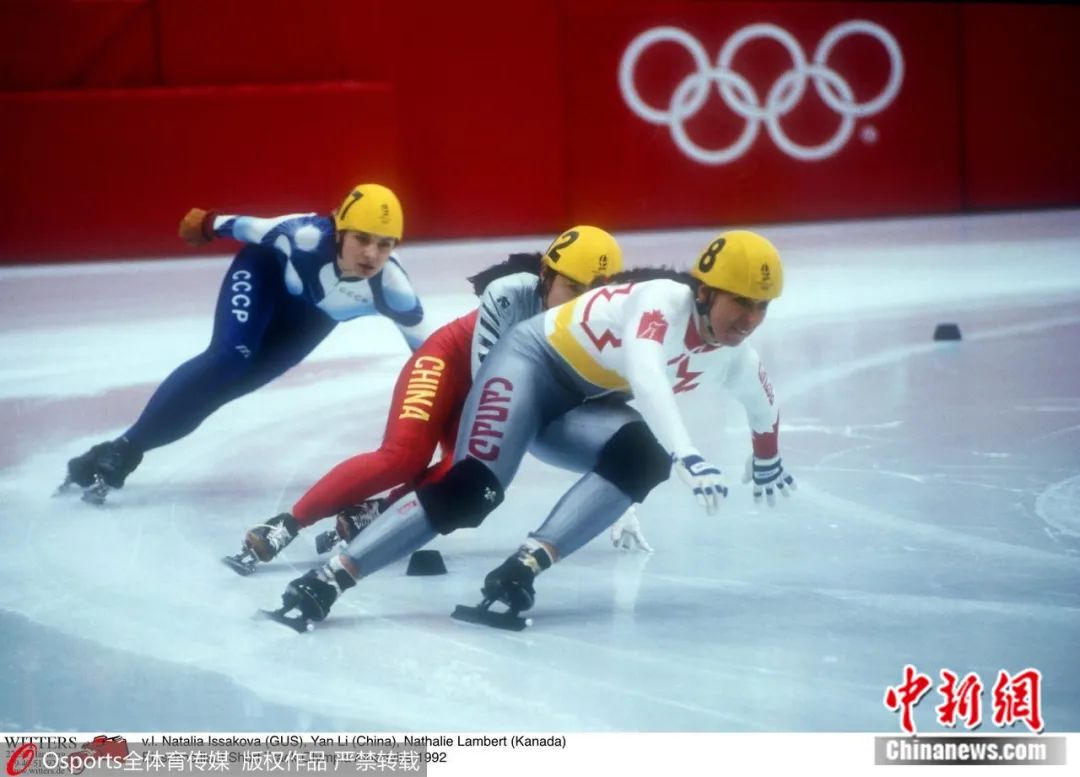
[178,208,217,247]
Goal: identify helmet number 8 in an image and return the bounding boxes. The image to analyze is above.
[546,230,580,264]
[698,238,726,273]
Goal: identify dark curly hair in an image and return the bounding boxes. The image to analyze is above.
[590,266,700,291]
[466,252,542,296]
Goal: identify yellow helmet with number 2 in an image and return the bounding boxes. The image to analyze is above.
[542,225,623,285]
[690,230,783,300]
[335,183,403,240]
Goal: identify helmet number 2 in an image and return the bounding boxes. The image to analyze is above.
[698,238,726,272]
[546,230,580,263]
[339,190,364,221]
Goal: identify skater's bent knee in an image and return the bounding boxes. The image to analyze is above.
[418,458,505,535]
[203,344,260,375]
[377,442,433,477]
[594,422,671,502]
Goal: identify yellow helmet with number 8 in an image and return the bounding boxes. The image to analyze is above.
[690,230,783,300]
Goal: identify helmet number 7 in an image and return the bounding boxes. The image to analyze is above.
[338,190,364,221]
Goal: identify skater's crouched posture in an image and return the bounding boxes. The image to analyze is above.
[229,226,652,576]
[269,230,797,631]
[61,184,428,504]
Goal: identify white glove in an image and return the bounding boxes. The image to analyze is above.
[673,453,728,515]
[610,506,654,552]
[742,455,797,506]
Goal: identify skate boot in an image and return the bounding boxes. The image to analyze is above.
[481,545,552,613]
[58,437,144,505]
[314,497,388,554]
[223,513,299,576]
[260,560,356,633]
[452,543,553,631]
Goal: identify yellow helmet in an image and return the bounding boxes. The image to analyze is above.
[541,225,623,285]
[690,230,783,300]
[335,183,403,240]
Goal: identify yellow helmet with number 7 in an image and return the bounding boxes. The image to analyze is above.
[335,183,403,240]
[690,230,783,300]
[541,225,623,285]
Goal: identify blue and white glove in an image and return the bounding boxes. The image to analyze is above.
[674,453,728,515]
[610,506,654,552]
[742,455,797,507]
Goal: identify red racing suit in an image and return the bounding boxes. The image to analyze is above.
[291,310,477,524]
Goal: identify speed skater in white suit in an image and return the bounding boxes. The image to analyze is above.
[264,230,796,631]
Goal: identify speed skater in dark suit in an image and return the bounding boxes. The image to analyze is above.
[229,226,652,575]
[59,183,430,504]
[265,231,797,631]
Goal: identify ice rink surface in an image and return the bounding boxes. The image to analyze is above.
[1,210,1078,732]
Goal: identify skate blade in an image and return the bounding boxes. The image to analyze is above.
[53,478,78,497]
[222,554,257,576]
[80,475,111,506]
[452,604,532,631]
[257,608,313,634]
[81,487,108,506]
[313,529,342,555]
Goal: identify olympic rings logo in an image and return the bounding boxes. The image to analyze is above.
[618,21,904,164]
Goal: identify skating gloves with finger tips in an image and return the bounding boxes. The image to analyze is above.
[742,455,797,507]
[673,453,728,515]
[610,507,654,552]
[179,208,217,247]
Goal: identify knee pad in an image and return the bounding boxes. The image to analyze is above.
[418,457,505,535]
[594,421,671,503]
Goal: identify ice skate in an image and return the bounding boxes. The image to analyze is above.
[223,547,260,577]
[223,513,298,576]
[452,545,551,631]
[260,563,353,633]
[313,497,387,554]
[451,595,534,631]
[56,437,143,505]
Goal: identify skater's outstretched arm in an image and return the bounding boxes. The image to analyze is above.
[719,344,780,458]
[721,346,797,506]
[370,257,429,350]
[617,283,728,514]
[179,209,319,251]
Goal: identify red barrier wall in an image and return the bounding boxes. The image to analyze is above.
[1,1,1078,263]
[155,0,397,86]
[0,83,399,262]
[390,2,567,237]
[157,0,567,240]
[961,4,1080,208]
[0,0,156,90]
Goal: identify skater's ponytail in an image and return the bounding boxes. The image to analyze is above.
[590,266,699,291]
[467,253,542,296]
